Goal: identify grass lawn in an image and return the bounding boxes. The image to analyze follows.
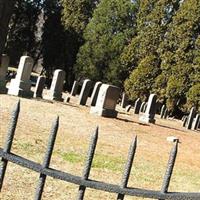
[0,94,200,200]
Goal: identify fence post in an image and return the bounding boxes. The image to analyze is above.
[117,136,137,200]
[34,116,59,200]
[77,127,98,200]
[0,101,20,191]
[159,139,179,200]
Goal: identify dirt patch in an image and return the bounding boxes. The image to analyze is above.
[0,94,200,199]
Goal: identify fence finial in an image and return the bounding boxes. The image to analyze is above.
[0,100,20,191]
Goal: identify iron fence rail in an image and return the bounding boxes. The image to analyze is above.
[0,101,200,200]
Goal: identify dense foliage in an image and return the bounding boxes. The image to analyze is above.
[2,0,200,113]
[75,0,138,87]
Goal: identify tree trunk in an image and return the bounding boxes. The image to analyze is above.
[0,0,16,58]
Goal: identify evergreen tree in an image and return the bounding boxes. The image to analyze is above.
[75,0,138,87]
[42,0,66,81]
[60,0,98,88]
[0,0,16,58]
[123,0,180,100]
[6,0,42,65]
[158,0,200,111]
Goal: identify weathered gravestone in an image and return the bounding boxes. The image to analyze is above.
[34,76,46,98]
[90,81,102,106]
[140,102,146,113]
[125,105,132,112]
[163,109,169,119]
[186,107,196,130]
[160,105,167,119]
[70,80,79,96]
[139,94,157,124]
[49,69,65,101]
[143,103,148,113]
[121,92,128,108]
[183,116,188,127]
[90,84,120,118]
[8,56,33,97]
[134,98,142,114]
[78,79,93,105]
[0,54,9,93]
[192,114,200,130]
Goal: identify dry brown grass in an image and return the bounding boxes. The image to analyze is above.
[0,94,200,200]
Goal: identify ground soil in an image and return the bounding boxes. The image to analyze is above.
[0,93,200,200]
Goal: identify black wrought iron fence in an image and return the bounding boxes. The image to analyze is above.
[0,101,200,200]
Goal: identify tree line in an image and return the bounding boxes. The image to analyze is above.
[0,0,199,113]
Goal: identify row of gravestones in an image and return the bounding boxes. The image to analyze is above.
[69,79,120,118]
[182,107,200,131]
[0,55,121,118]
[3,55,196,129]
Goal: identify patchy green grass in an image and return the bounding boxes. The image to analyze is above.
[59,151,124,172]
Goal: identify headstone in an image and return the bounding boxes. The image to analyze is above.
[191,114,200,130]
[139,94,157,124]
[70,80,79,96]
[139,102,146,113]
[64,96,70,103]
[143,103,148,112]
[0,54,9,93]
[163,109,169,119]
[90,84,120,118]
[183,116,188,127]
[182,115,186,121]
[134,98,142,114]
[121,92,128,108]
[186,107,196,130]
[90,81,102,106]
[34,76,46,98]
[160,105,167,118]
[125,105,132,112]
[8,56,33,97]
[49,69,66,101]
[78,79,93,105]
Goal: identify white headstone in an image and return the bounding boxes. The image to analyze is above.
[139,94,157,124]
[78,79,93,105]
[121,92,128,108]
[8,56,33,97]
[34,76,46,98]
[186,107,196,130]
[49,69,66,101]
[70,80,79,96]
[134,98,142,114]
[90,81,102,106]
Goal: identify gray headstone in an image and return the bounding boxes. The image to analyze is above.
[90,84,120,118]
[78,79,93,105]
[191,114,200,130]
[70,80,79,96]
[0,54,9,93]
[139,102,146,113]
[125,105,132,112]
[49,69,66,101]
[8,56,34,97]
[121,92,128,108]
[90,81,102,106]
[160,105,167,119]
[186,107,196,130]
[143,103,148,112]
[134,98,142,114]
[34,76,46,98]
[163,109,169,119]
[183,116,188,127]
[65,96,70,103]
[139,94,157,124]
